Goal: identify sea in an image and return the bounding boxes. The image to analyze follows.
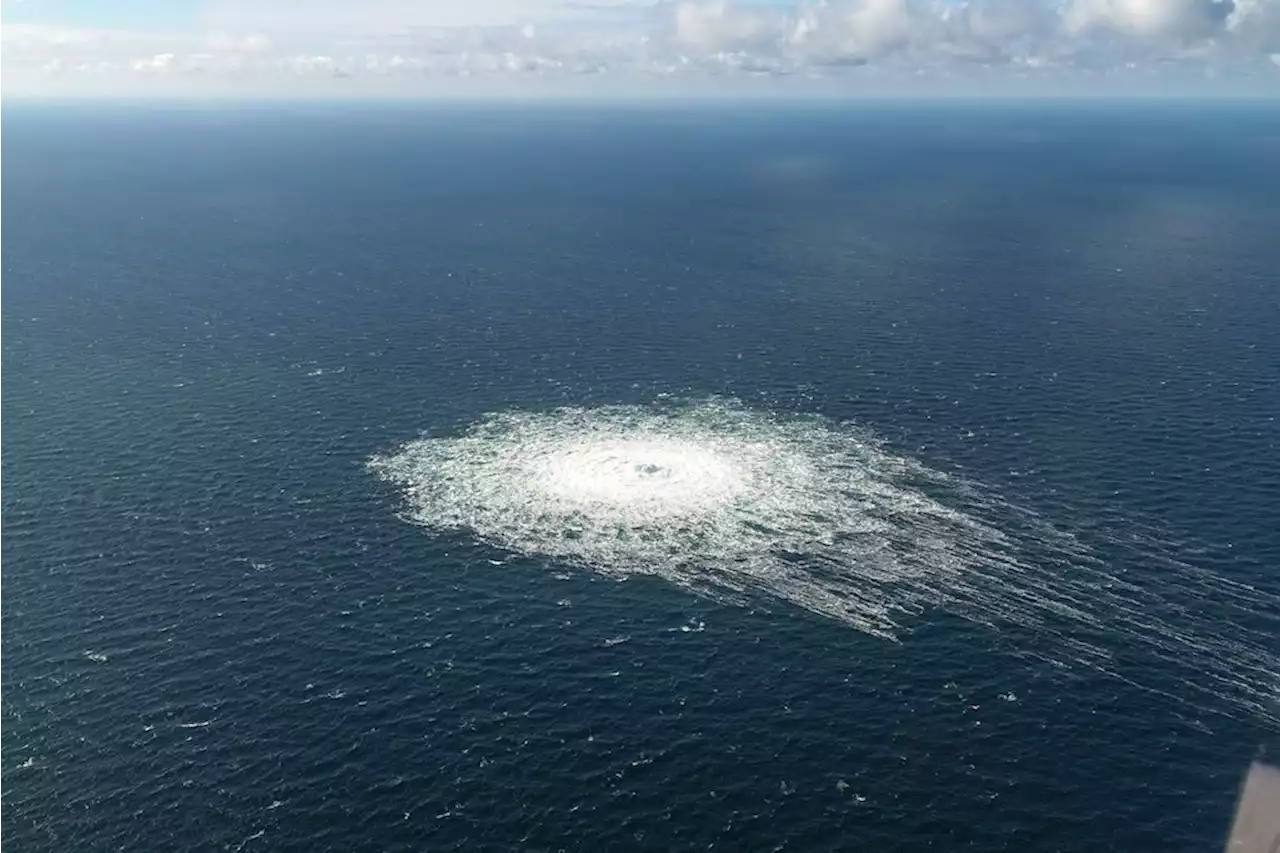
[3,100,1279,852]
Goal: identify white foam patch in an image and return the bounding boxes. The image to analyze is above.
[371,397,1280,723]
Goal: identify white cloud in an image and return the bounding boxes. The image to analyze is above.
[1228,0,1280,50]
[286,54,339,75]
[671,1,783,52]
[1064,0,1234,40]
[940,0,1060,60]
[785,0,915,66]
[960,0,1053,44]
[205,32,273,53]
[2,0,1278,96]
[201,0,573,32]
[132,52,176,72]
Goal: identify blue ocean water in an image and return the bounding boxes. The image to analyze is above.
[3,101,1279,852]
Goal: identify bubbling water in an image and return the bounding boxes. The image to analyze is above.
[370,397,1280,723]
[537,438,747,514]
[370,397,1063,638]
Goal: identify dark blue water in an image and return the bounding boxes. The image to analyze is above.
[4,101,1279,852]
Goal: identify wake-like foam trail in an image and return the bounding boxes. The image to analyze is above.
[370,397,1280,725]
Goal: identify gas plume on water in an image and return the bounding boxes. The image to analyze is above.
[370,398,1280,724]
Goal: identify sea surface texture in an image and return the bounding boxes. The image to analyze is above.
[4,102,1279,852]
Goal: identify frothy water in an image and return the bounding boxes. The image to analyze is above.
[371,397,1280,723]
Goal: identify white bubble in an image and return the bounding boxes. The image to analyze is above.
[371,397,1280,723]
[370,397,1037,638]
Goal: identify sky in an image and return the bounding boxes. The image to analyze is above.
[3,0,1279,98]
